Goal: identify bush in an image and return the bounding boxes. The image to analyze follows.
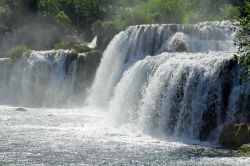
[8,45,30,61]
[236,0,250,73]
[102,0,240,30]
[219,4,240,20]
[54,42,66,50]
[55,11,71,24]
[239,52,250,73]
[0,4,11,25]
[236,144,250,156]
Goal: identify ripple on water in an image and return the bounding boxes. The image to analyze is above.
[0,106,249,165]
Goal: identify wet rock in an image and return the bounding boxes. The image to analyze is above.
[219,123,250,149]
[15,107,27,112]
[74,49,102,102]
[171,40,188,52]
[169,33,189,52]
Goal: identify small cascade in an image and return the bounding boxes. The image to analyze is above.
[0,50,102,107]
[88,21,250,142]
[88,36,97,49]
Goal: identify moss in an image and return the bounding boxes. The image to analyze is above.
[236,144,250,156]
[65,49,78,75]
[8,45,30,61]
[54,41,66,50]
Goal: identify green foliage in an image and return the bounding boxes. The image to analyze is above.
[220,4,240,20]
[236,144,250,156]
[183,11,203,24]
[8,45,30,61]
[65,49,79,74]
[0,0,243,54]
[70,49,78,57]
[56,11,71,24]
[236,0,250,73]
[54,42,65,50]
[239,52,250,73]
[105,0,240,30]
[0,4,10,25]
[54,42,66,50]
[37,0,101,28]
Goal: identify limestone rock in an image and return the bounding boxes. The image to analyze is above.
[58,35,90,52]
[219,123,250,149]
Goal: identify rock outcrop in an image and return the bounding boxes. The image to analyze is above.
[219,123,250,149]
[56,35,91,52]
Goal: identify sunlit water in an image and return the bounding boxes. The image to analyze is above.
[0,106,249,165]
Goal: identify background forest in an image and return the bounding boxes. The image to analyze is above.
[0,0,248,64]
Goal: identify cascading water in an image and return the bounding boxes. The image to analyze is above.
[0,49,101,107]
[88,21,250,142]
[1,21,250,165]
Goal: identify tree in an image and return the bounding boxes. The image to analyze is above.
[236,0,250,72]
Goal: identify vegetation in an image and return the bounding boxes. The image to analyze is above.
[236,144,250,156]
[7,45,30,61]
[101,0,240,30]
[236,0,250,73]
[0,0,244,56]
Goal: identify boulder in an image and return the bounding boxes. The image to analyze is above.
[169,32,189,52]
[171,40,188,52]
[56,35,90,52]
[219,123,250,149]
[15,107,27,112]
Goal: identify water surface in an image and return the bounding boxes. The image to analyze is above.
[0,106,249,165]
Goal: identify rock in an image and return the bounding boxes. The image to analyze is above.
[236,144,250,156]
[171,40,188,52]
[57,35,90,53]
[72,44,90,53]
[15,107,27,112]
[169,32,189,52]
[219,123,250,149]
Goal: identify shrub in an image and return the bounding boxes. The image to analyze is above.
[236,144,250,156]
[55,11,71,24]
[236,0,250,73]
[219,4,240,20]
[54,42,66,50]
[8,45,30,61]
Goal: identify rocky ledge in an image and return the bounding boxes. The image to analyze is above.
[219,123,250,156]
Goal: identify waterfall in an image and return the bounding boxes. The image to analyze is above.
[88,21,250,141]
[0,50,101,107]
[88,36,97,49]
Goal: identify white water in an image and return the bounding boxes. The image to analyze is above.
[0,50,78,107]
[1,106,249,165]
[0,21,250,165]
[88,21,249,142]
[88,36,97,49]
[88,21,236,108]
